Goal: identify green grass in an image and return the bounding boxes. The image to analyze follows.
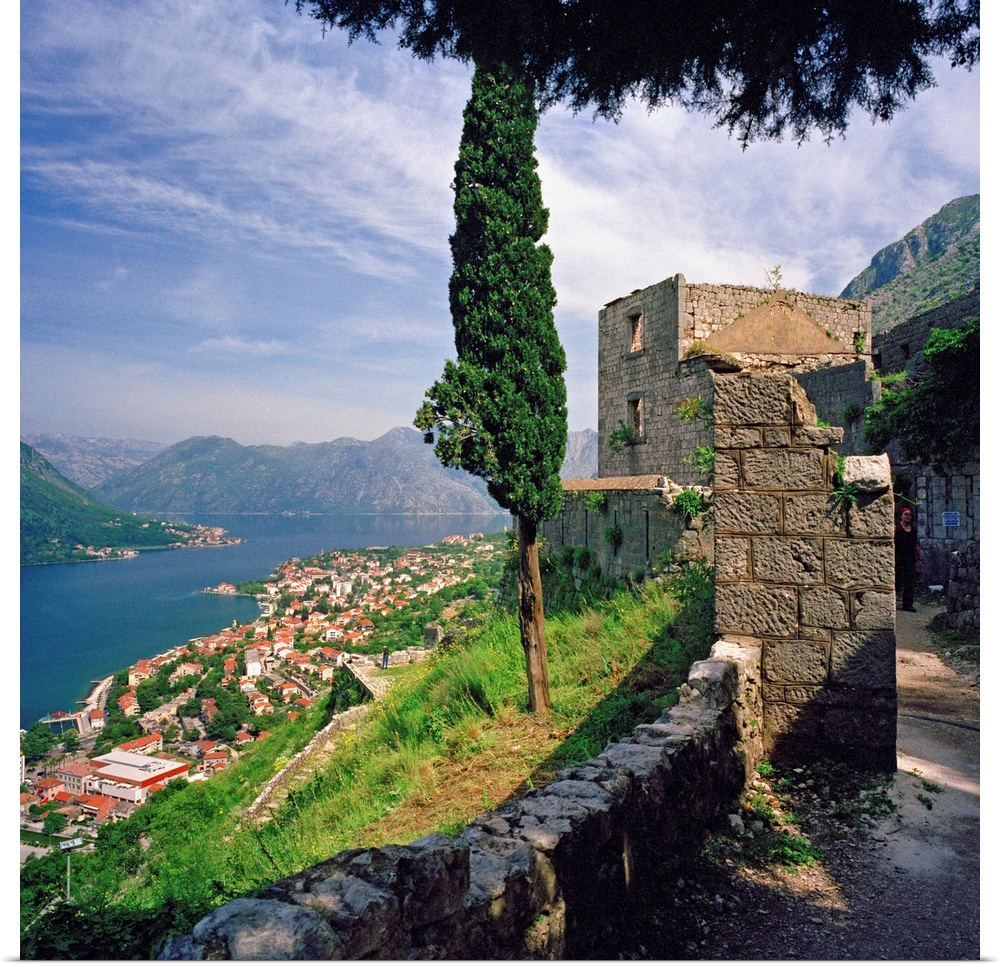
[21,563,716,959]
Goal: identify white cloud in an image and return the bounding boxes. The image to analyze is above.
[192,336,292,356]
[20,0,979,443]
[21,0,465,279]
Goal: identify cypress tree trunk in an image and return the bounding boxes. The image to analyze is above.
[517,514,550,714]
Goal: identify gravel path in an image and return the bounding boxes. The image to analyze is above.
[613,604,983,960]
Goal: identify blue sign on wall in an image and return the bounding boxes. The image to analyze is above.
[942,511,960,527]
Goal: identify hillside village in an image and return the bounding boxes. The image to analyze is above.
[20,534,501,839]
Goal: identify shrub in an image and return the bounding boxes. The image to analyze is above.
[608,420,638,454]
[673,489,707,521]
[682,445,714,476]
[604,524,624,556]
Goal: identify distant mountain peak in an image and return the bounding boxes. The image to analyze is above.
[839,195,979,333]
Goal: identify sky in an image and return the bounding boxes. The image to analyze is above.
[19,0,981,448]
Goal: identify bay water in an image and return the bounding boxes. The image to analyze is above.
[20,512,510,730]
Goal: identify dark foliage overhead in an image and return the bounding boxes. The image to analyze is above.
[294,0,979,143]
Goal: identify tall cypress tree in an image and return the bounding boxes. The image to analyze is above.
[416,61,566,714]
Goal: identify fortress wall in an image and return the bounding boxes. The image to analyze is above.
[942,540,979,633]
[712,370,897,769]
[871,288,979,590]
[872,287,979,375]
[598,275,870,484]
[793,359,879,455]
[682,281,870,353]
[539,477,712,576]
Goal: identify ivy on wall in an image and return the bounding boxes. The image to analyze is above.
[863,319,979,473]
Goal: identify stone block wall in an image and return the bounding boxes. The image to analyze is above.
[158,639,763,961]
[793,360,879,455]
[942,540,980,633]
[712,371,897,770]
[539,475,712,576]
[682,281,870,351]
[598,278,716,486]
[872,287,979,374]
[598,274,870,483]
[871,290,980,589]
[890,461,980,587]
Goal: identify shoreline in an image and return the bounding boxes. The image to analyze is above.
[21,538,242,568]
[82,676,114,712]
[23,518,503,727]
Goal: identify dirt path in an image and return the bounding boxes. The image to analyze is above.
[616,605,983,960]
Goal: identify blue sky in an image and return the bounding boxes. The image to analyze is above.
[19,0,980,447]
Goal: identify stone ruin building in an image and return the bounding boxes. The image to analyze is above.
[870,288,980,633]
[543,271,979,768]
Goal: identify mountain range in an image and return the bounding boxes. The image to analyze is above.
[23,428,598,517]
[22,195,975,522]
[19,432,165,491]
[89,428,503,516]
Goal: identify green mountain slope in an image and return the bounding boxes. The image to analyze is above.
[839,194,979,332]
[93,427,502,515]
[20,444,232,565]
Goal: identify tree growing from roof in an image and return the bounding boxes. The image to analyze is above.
[415,61,566,714]
[293,0,978,144]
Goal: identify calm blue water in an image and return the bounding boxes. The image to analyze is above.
[20,512,510,730]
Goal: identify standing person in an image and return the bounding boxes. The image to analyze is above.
[382,645,389,669]
[894,506,923,612]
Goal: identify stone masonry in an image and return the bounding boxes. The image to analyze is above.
[712,370,897,770]
[539,474,712,578]
[871,289,980,589]
[598,274,871,486]
[942,541,980,633]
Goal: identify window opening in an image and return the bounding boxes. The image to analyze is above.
[628,397,643,439]
[628,312,643,352]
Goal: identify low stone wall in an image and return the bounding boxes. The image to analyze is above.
[942,541,980,634]
[241,705,370,826]
[540,475,713,577]
[158,638,763,960]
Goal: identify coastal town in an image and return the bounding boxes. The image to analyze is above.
[20,533,501,851]
[68,522,240,562]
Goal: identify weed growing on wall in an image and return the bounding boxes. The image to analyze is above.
[608,419,638,454]
[604,524,624,556]
[672,489,708,521]
[863,319,979,472]
[831,455,859,507]
[842,403,862,425]
[683,445,715,476]
[675,396,712,427]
